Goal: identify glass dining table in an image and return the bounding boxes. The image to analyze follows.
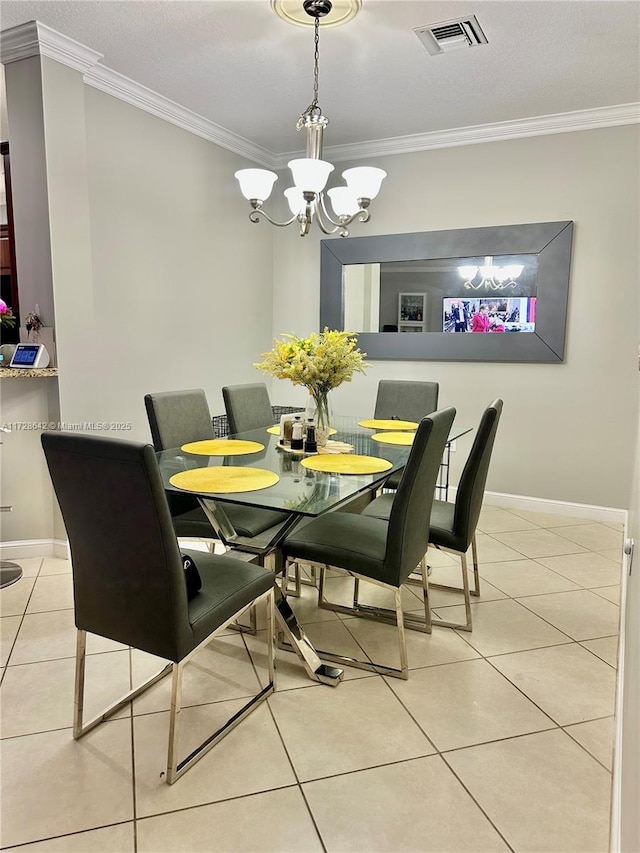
[156,416,470,687]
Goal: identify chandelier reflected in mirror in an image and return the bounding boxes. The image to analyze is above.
[235,0,386,237]
[458,256,525,290]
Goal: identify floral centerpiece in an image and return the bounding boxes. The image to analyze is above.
[255,328,369,444]
[0,299,16,330]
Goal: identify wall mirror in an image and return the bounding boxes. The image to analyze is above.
[320,221,573,362]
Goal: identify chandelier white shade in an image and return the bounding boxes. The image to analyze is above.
[235,168,278,201]
[342,167,386,200]
[287,158,335,193]
[284,187,305,214]
[234,0,386,237]
[326,186,359,216]
[459,257,525,290]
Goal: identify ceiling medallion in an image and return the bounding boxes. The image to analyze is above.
[271,0,362,28]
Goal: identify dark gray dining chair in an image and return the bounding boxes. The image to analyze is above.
[374,379,440,490]
[222,382,274,435]
[362,399,503,631]
[374,379,440,423]
[41,431,275,784]
[145,389,289,541]
[221,381,308,594]
[281,407,456,679]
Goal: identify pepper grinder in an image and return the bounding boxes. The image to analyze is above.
[304,423,317,453]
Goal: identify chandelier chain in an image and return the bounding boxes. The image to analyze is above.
[298,15,322,124]
[312,15,320,109]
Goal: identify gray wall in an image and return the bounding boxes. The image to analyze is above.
[272,125,640,509]
[2,54,274,543]
[80,86,275,437]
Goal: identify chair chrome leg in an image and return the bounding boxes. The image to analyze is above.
[395,588,409,679]
[74,591,276,785]
[310,569,412,678]
[471,535,480,596]
[431,552,473,631]
[73,630,87,739]
[266,587,276,687]
[166,589,276,784]
[230,603,258,635]
[353,577,360,608]
[73,629,173,739]
[419,556,432,634]
[319,566,430,634]
[280,558,302,598]
[166,661,184,783]
[427,542,479,615]
[292,560,318,591]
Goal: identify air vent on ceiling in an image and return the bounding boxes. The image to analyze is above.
[414,15,488,56]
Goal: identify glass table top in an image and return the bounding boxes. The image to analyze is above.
[156,415,470,518]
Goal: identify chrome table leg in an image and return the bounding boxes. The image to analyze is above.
[274,592,344,687]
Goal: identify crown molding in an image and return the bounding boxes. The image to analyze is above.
[306,103,640,166]
[2,21,638,169]
[0,21,102,72]
[83,65,275,168]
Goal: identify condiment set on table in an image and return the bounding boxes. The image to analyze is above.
[274,412,353,455]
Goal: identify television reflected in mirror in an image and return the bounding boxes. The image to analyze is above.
[442,297,537,334]
[321,222,573,362]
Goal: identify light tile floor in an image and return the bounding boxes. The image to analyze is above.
[0,507,623,852]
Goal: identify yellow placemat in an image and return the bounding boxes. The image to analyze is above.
[266,424,337,436]
[170,467,279,493]
[358,418,418,431]
[181,439,264,456]
[301,455,393,475]
[371,431,415,446]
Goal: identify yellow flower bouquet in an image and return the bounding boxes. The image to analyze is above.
[255,328,369,442]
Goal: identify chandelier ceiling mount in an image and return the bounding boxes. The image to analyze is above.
[235,0,385,237]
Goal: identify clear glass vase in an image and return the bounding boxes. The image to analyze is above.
[310,390,332,446]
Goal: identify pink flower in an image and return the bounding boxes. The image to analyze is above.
[0,300,16,329]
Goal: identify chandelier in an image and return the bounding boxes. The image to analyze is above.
[458,257,524,290]
[234,0,386,238]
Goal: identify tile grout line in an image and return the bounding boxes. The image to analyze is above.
[561,719,616,774]
[133,781,301,825]
[439,753,517,852]
[0,558,43,685]
[512,592,620,643]
[375,673,518,852]
[0,820,135,851]
[241,626,328,853]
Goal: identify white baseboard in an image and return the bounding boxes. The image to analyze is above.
[480,490,627,525]
[0,539,68,560]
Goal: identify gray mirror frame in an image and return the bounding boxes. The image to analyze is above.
[320,220,573,362]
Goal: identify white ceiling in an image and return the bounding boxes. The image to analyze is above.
[1,0,639,157]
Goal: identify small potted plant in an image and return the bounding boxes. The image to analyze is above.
[24,310,43,342]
